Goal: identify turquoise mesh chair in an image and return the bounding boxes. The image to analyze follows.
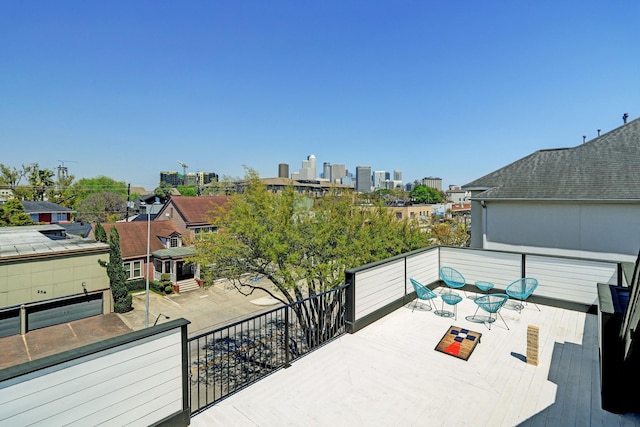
[505,278,540,313]
[439,266,467,297]
[409,278,438,312]
[470,293,510,330]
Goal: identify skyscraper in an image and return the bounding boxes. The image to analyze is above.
[278,163,289,178]
[356,166,372,193]
[373,171,386,189]
[330,164,347,183]
[323,162,331,181]
[297,154,317,180]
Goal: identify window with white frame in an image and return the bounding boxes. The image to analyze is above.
[51,213,67,222]
[124,260,143,280]
[170,236,179,248]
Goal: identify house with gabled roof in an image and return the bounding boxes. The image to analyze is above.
[20,201,73,224]
[154,195,231,240]
[463,115,640,262]
[96,220,199,291]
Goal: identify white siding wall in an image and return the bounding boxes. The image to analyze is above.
[0,329,183,427]
[483,202,640,263]
[354,259,405,319]
[440,247,522,288]
[525,255,618,305]
[406,248,439,286]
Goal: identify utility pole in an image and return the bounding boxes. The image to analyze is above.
[125,184,131,221]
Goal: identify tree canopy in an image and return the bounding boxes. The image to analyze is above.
[409,184,444,204]
[0,199,34,226]
[190,169,430,304]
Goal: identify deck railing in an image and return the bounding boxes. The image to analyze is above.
[345,245,625,333]
[188,284,348,415]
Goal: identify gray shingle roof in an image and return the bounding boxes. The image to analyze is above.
[462,116,640,200]
[20,201,74,213]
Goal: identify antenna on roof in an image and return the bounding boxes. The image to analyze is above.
[623,113,629,124]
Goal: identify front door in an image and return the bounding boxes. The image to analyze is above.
[176,261,194,281]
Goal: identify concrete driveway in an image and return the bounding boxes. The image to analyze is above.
[117,280,283,337]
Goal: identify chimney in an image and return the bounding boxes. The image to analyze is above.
[623,113,629,124]
[597,129,601,136]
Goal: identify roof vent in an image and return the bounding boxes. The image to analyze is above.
[583,135,586,143]
[623,113,629,124]
[597,129,601,136]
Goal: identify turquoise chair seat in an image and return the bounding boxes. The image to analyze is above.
[439,266,467,297]
[409,278,438,312]
[469,293,510,330]
[505,278,540,313]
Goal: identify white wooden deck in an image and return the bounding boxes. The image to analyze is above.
[191,287,640,426]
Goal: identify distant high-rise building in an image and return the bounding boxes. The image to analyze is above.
[330,164,347,183]
[297,154,317,180]
[394,170,402,181]
[184,173,198,186]
[356,166,372,193]
[373,171,386,189]
[323,162,331,181]
[278,163,289,178]
[160,171,180,187]
[198,172,218,186]
[421,176,443,191]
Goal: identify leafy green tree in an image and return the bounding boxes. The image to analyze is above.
[76,192,126,223]
[70,176,128,209]
[177,185,198,196]
[409,184,443,204]
[28,164,55,201]
[0,163,31,189]
[428,220,469,247]
[94,222,107,243]
[99,227,132,313]
[47,172,76,208]
[0,163,34,200]
[153,181,174,200]
[190,169,429,343]
[0,199,34,226]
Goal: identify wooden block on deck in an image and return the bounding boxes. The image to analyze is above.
[527,325,539,366]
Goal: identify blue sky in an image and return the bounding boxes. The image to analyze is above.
[2,1,639,190]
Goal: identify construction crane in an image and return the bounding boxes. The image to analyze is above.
[56,160,77,181]
[177,160,188,177]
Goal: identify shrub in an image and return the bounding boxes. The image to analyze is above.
[164,285,174,294]
[114,294,133,313]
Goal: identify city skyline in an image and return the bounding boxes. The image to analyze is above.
[3,2,638,191]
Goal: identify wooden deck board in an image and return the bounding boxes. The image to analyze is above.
[191,288,640,426]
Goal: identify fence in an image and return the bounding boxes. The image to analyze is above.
[188,284,348,415]
[345,245,624,333]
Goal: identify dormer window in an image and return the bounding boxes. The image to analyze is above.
[170,236,179,248]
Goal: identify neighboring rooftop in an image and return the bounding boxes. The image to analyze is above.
[20,201,74,214]
[0,225,108,260]
[100,221,182,258]
[163,195,231,226]
[463,116,640,200]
